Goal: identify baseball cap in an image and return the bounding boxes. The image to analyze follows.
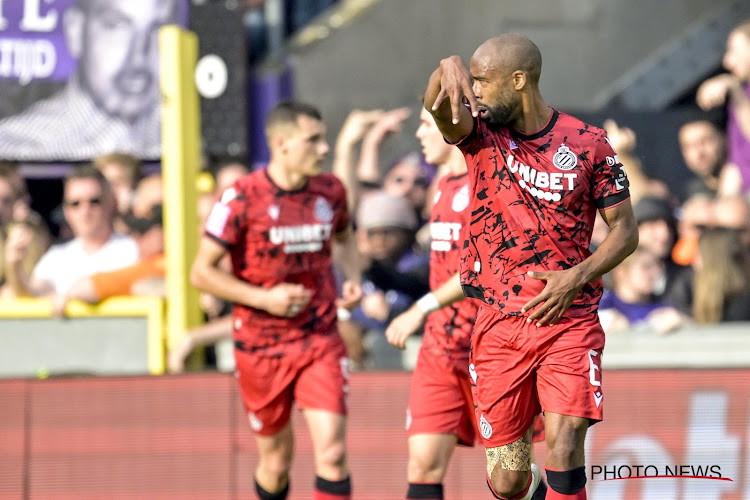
[357,191,419,231]
[633,196,674,225]
[124,204,163,234]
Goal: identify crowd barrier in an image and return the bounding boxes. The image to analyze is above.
[1,369,748,499]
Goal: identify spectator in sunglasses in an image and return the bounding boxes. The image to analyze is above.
[4,165,138,297]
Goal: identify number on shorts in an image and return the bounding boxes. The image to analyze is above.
[588,349,601,387]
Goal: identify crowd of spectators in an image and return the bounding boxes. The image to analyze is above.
[1,16,749,372]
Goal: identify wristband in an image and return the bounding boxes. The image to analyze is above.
[337,307,352,321]
[416,292,440,314]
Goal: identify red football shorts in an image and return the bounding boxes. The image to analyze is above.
[233,332,349,436]
[407,349,476,446]
[471,306,605,448]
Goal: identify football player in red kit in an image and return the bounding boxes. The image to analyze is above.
[424,34,638,500]
[191,101,362,500]
[386,108,547,500]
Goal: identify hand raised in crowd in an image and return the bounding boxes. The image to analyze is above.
[4,222,34,264]
[603,119,637,154]
[385,306,426,350]
[363,107,412,145]
[696,73,741,110]
[261,283,314,318]
[433,55,480,123]
[336,279,363,310]
[360,290,390,322]
[336,109,385,147]
[199,292,225,319]
[522,269,586,326]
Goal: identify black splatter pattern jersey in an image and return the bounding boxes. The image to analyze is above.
[421,172,478,360]
[454,109,630,317]
[205,169,349,348]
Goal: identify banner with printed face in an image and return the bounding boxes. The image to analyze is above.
[0,0,188,162]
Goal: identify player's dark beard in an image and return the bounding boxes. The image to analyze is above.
[481,101,515,129]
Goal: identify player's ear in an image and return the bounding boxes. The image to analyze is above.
[512,71,527,91]
[270,132,288,153]
[64,6,85,59]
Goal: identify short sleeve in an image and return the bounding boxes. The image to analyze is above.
[591,133,630,210]
[204,184,248,247]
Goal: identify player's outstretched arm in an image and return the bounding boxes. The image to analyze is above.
[333,226,363,310]
[190,236,312,318]
[523,200,639,326]
[424,56,477,144]
[386,273,465,349]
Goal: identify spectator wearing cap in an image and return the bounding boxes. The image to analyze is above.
[350,191,430,337]
[5,165,138,297]
[632,196,684,298]
[53,204,165,314]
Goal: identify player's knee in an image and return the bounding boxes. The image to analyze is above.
[407,453,447,483]
[546,419,587,468]
[317,440,347,470]
[258,451,292,479]
[488,469,530,499]
[485,438,532,498]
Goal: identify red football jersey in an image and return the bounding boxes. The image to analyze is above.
[204,169,350,348]
[454,109,630,317]
[421,172,478,359]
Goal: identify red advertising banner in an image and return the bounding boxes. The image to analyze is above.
[0,369,747,499]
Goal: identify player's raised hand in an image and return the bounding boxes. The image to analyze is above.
[521,269,585,326]
[336,280,363,310]
[385,306,426,350]
[433,56,479,123]
[262,283,314,318]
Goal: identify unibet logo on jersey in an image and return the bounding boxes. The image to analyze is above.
[269,223,333,253]
[430,222,462,251]
[506,154,577,202]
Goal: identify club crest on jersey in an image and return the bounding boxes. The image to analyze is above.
[267,204,280,220]
[314,197,333,223]
[452,185,469,212]
[479,414,493,439]
[553,144,578,171]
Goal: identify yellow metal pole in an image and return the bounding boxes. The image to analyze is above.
[159,26,203,361]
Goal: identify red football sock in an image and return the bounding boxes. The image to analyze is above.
[312,492,349,500]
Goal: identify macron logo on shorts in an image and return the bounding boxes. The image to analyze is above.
[469,363,477,384]
[248,412,263,432]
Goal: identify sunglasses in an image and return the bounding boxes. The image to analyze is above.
[65,197,102,208]
[367,227,404,238]
[392,176,428,188]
